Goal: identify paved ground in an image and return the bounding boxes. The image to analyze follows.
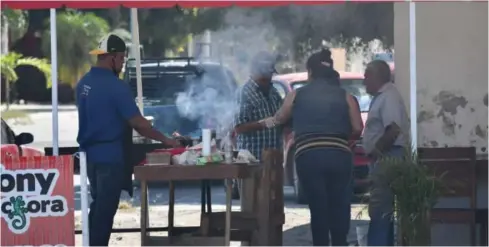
[6,108,370,246]
[1,103,77,113]
[73,184,369,246]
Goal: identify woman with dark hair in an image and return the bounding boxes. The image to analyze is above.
[260,49,364,246]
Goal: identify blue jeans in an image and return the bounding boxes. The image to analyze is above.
[367,147,405,246]
[87,163,124,246]
[296,148,353,246]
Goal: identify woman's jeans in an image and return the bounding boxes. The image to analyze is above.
[296,148,353,246]
[367,147,405,246]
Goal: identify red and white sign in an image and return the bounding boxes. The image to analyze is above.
[1,156,74,246]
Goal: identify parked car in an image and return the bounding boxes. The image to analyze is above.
[271,71,372,204]
[1,118,43,158]
[124,57,238,139]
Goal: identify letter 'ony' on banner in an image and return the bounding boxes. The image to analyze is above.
[1,156,74,246]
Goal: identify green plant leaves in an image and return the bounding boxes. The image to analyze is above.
[370,146,445,245]
[0,52,51,87]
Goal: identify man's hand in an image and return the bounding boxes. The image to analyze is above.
[373,122,401,155]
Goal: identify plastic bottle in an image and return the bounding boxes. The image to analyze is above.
[224,133,233,164]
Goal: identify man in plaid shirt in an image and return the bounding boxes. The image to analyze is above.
[234,51,283,160]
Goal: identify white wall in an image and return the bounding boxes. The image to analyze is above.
[394,2,488,245]
[395,2,488,155]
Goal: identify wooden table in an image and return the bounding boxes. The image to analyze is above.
[134,163,260,246]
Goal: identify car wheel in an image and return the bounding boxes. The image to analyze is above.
[293,162,307,204]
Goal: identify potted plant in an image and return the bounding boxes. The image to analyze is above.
[370,147,447,246]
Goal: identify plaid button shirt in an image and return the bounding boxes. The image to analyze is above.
[234,79,283,160]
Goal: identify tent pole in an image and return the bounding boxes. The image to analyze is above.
[409,1,417,149]
[50,8,59,156]
[79,152,90,246]
[130,8,144,114]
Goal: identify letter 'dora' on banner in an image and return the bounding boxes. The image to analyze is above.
[1,156,74,246]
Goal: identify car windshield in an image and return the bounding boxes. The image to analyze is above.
[124,63,238,137]
[291,79,372,112]
[126,64,236,106]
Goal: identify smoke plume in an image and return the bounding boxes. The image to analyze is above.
[174,5,393,138]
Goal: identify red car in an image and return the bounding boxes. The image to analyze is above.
[271,72,372,204]
[1,118,43,158]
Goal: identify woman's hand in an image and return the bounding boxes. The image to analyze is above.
[259,117,276,128]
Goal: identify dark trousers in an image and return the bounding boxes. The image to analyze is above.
[296,148,353,246]
[367,147,404,246]
[87,162,124,246]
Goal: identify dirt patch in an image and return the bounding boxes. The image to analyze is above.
[433,91,468,116]
[417,110,435,123]
[474,125,486,139]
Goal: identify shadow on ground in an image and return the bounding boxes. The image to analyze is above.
[283,219,370,246]
[73,183,310,211]
[74,182,367,211]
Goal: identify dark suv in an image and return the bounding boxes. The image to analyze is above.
[124,57,238,139]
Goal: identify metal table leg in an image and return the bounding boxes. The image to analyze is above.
[168,181,175,242]
[225,178,232,245]
[140,180,148,245]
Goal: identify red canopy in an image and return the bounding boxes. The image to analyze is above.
[1,0,351,9]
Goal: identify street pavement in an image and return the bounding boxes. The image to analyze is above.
[5,108,370,246]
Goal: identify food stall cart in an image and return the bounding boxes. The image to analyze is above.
[1,0,426,246]
[133,148,284,246]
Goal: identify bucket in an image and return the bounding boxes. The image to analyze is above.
[356,223,369,246]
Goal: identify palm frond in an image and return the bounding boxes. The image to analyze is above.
[0,52,52,87]
[0,65,18,82]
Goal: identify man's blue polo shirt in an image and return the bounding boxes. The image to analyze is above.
[76,67,140,165]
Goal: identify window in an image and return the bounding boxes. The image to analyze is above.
[272,81,287,99]
[341,79,372,112]
[290,79,372,112]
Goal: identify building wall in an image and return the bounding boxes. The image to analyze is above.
[394,2,488,155]
[394,2,488,245]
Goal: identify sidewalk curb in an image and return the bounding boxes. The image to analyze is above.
[1,106,77,113]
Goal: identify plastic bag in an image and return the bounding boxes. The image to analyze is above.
[236,149,258,163]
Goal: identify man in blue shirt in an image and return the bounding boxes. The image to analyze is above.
[77,34,179,246]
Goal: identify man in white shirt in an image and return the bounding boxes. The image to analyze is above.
[362,60,410,246]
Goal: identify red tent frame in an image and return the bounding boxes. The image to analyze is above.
[1,0,352,9]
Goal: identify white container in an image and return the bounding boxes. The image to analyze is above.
[202,128,211,156]
[356,223,369,246]
[223,133,233,164]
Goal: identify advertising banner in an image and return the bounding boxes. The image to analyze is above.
[1,155,74,246]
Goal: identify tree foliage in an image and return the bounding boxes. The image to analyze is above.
[0,52,51,86]
[41,10,110,85]
[0,52,51,108]
[1,9,28,45]
[5,4,393,93]
[215,3,394,63]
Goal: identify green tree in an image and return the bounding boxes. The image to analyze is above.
[0,52,51,109]
[41,10,109,86]
[1,9,28,46]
